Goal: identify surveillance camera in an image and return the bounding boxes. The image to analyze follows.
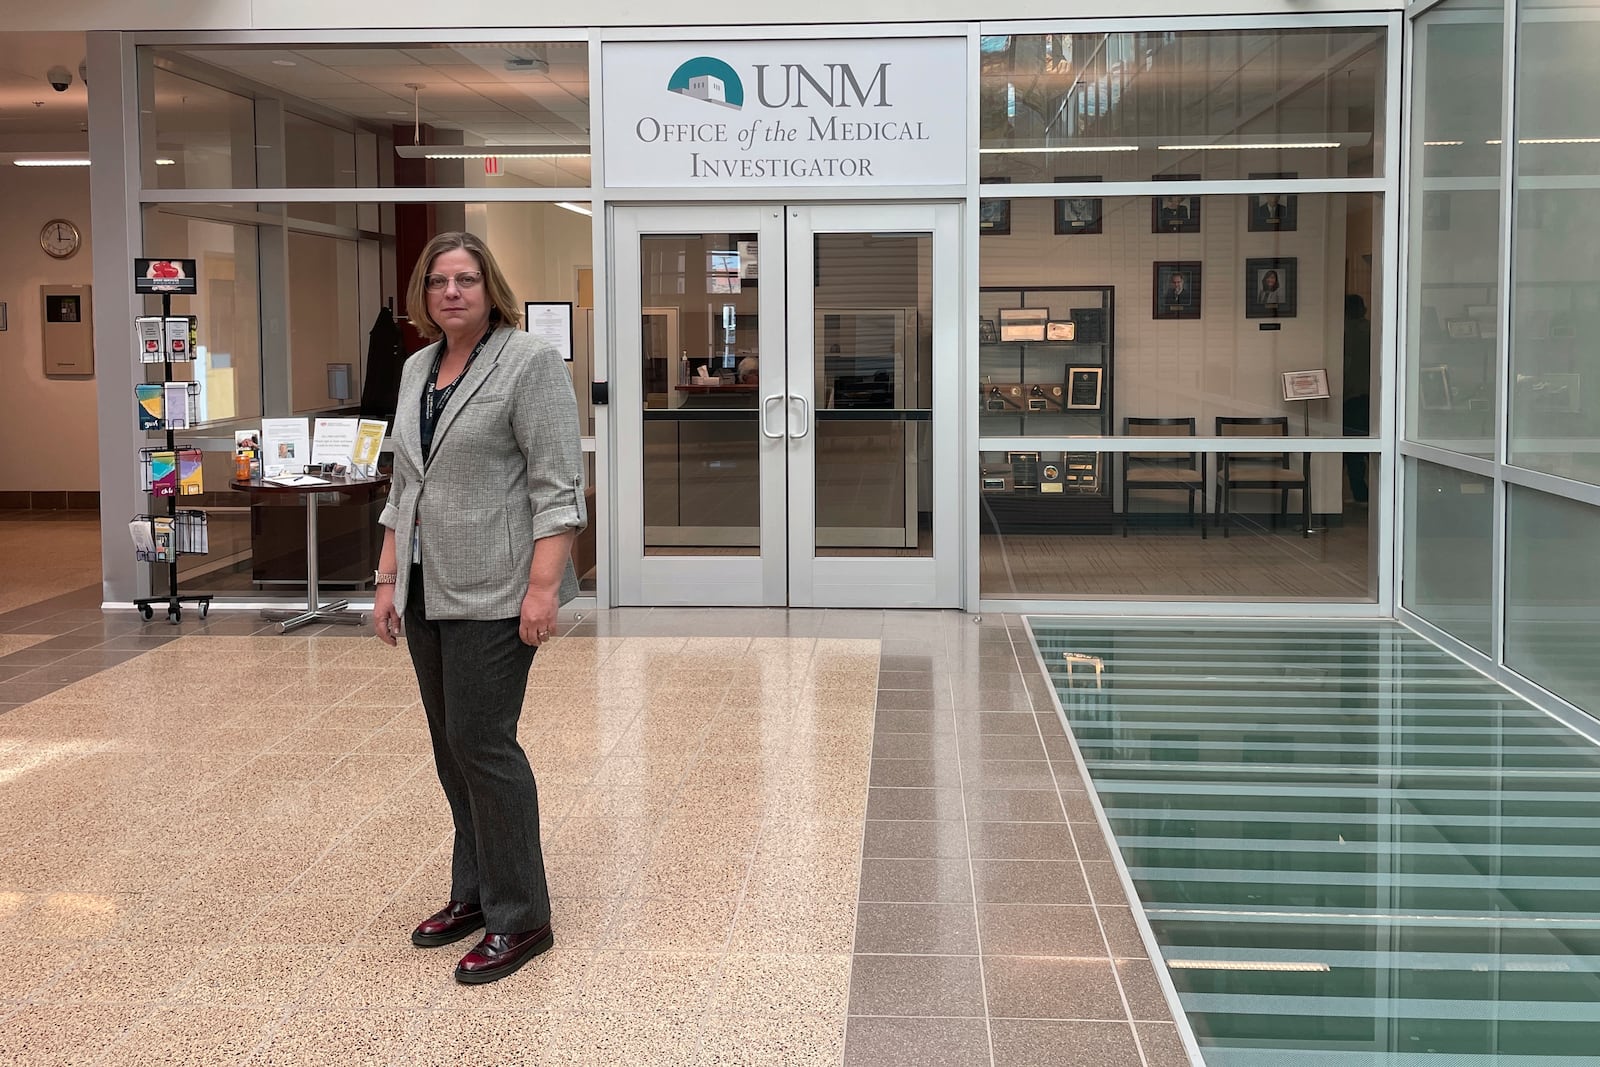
[47,66,72,93]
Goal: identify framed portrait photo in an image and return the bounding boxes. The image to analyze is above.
[1152,261,1203,320]
[978,317,999,343]
[1245,257,1297,319]
[1248,172,1299,232]
[1054,175,1103,235]
[980,176,1011,236]
[1281,369,1331,401]
[1152,174,1201,234]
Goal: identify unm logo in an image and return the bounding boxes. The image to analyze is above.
[667,57,744,110]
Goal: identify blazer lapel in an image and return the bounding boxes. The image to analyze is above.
[397,342,436,476]
[424,326,510,469]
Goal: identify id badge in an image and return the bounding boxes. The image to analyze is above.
[411,528,421,564]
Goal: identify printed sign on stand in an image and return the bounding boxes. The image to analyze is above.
[134,258,198,295]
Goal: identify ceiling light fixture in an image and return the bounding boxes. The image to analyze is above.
[1424,140,1464,147]
[1518,136,1600,145]
[554,202,592,216]
[394,144,590,160]
[12,158,91,167]
[979,145,1138,154]
[1157,142,1341,151]
[154,158,176,166]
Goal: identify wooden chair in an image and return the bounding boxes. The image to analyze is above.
[1121,417,1206,538]
[1215,416,1310,538]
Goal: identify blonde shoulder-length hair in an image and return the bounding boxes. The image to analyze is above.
[405,231,522,342]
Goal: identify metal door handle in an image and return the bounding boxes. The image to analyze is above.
[760,393,785,439]
[788,395,810,439]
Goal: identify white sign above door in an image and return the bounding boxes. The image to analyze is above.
[600,37,968,189]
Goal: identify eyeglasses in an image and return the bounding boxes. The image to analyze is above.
[424,271,483,291]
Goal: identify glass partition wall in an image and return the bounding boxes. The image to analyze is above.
[976,23,1395,605]
[1402,0,1600,719]
[129,39,594,602]
[115,21,1407,616]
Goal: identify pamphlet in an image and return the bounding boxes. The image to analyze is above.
[177,449,204,495]
[128,517,155,558]
[135,384,163,429]
[149,451,178,497]
[350,419,388,476]
[311,417,360,466]
[163,381,190,429]
[260,417,310,477]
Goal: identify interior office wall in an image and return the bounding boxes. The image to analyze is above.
[287,231,362,415]
[981,192,1364,512]
[0,167,99,492]
[16,1,1408,33]
[466,201,594,431]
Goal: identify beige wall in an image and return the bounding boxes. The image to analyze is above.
[0,167,99,492]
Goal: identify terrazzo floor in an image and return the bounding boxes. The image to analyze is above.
[0,512,1191,1066]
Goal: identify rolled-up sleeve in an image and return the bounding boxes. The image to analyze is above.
[513,343,588,541]
[378,459,407,530]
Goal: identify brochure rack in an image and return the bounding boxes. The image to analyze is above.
[132,280,212,624]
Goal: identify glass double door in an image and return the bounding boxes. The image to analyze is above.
[612,203,960,607]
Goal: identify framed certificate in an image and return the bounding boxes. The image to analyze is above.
[524,301,575,362]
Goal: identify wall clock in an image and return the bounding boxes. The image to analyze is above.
[40,218,81,260]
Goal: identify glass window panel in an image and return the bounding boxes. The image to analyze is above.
[145,43,589,190]
[980,28,1387,183]
[285,112,359,189]
[1405,3,1504,460]
[1508,1,1600,484]
[288,231,362,415]
[979,194,1381,438]
[813,233,933,558]
[1402,457,1494,653]
[1506,484,1600,715]
[639,231,761,556]
[979,449,1377,600]
[149,68,256,188]
[141,207,262,425]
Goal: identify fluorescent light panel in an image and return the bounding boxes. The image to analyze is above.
[1157,142,1340,151]
[554,202,592,216]
[394,144,588,160]
[12,158,91,167]
[979,145,1138,154]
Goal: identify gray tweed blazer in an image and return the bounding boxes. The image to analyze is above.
[379,324,586,619]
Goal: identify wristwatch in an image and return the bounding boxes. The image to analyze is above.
[373,570,398,585]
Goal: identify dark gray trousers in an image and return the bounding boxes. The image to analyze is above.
[404,566,551,933]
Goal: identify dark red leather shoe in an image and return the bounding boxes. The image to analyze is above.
[454,924,554,984]
[411,901,485,948]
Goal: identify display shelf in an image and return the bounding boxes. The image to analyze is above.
[130,283,212,624]
[978,286,1115,535]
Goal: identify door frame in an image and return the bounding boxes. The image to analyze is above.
[608,200,963,608]
[784,202,963,608]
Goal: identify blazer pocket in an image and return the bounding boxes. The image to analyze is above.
[451,506,515,591]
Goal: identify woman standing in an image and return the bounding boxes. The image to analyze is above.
[371,231,586,985]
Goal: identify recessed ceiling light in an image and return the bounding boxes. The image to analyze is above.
[385,110,408,116]
[1157,142,1341,151]
[554,202,592,216]
[272,59,297,67]
[154,158,176,166]
[13,158,91,167]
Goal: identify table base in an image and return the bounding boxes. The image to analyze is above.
[261,599,366,633]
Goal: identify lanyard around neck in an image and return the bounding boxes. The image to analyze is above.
[422,325,495,459]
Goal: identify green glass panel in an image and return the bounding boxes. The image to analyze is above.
[1031,617,1600,1062]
